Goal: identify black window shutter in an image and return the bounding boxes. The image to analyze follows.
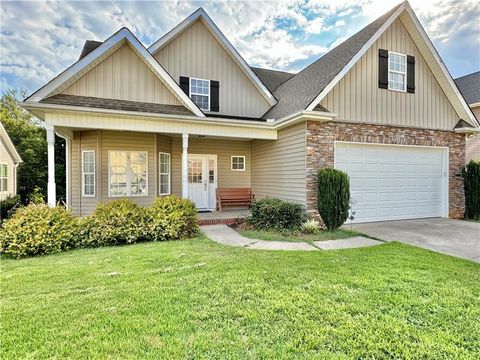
[179,76,189,96]
[210,80,219,112]
[407,55,415,93]
[378,49,389,89]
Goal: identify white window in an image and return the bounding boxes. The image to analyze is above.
[388,52,407,92]
[159,152,171,195]
[0,164,7,192]
[231,156,245,171]
[190,78,210,111]
[82,150,95,197]
[108,151,148,197]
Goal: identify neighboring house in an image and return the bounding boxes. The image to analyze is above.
[455,71,480,162]
[0,122,22,200]
[22,1,479,223]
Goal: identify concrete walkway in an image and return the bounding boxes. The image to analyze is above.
[201,224,383,251]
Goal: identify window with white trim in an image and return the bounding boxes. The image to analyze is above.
[190,78,210,111]
[82,150,95,197]
[388,52,407,92]
[0,164,7,192]
[231,156,245,171]
[108,151,148,197]
[159,152,171,195]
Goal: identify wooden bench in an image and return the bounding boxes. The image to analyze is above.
[216,188,254,211]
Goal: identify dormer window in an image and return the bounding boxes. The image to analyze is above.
[388,52,407,92]
[190,78,210,111]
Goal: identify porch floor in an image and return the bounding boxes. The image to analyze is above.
[198,209,250,225]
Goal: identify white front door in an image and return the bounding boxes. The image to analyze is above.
[188,155,217,210]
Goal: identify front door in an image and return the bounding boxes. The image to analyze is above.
[188,155,217,210]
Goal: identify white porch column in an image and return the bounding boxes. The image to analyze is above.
[65,138,71,209]
[181,133,189,198]
[46,124,56,207]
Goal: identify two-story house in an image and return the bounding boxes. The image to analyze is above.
[22,1,479,223]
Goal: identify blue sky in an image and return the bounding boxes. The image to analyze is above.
[0,0,479,95]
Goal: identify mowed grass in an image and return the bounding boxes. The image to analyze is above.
[1,236,479,359]
[238,228,362,243]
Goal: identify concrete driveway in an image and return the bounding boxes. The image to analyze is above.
[350,218,480,262]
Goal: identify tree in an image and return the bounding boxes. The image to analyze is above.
[0,89,65,203]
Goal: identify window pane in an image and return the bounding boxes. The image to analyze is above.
[160,174,169,194]
[110,152,127,174]
[0,164,7,177]
[1,178,7,191]
[208,159,215,183]
[191,94,209,110]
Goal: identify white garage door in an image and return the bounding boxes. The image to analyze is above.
[334,142,448,223]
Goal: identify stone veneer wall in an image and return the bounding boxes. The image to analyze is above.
[306,121,466,219]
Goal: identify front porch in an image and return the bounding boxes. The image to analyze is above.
[46,126,263,216]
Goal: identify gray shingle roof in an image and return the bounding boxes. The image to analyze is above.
[251,67,295,93]
[455,71,480,105]
[79,40,103,60]
[40,94,193,116]
[263,3,402,119]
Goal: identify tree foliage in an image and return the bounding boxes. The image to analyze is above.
[462,160,480,220]
[0,89,65,203]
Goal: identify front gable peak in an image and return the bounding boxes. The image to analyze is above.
[148,8,276,107]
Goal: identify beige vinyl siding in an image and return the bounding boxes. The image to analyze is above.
[251,122,306,205]
[154,19,271,118]
[71,130,100,216]
[466,106,480,161]
[320,18,459,130]
[45,112,277,140]
[62,44,181,106]
[171,137,251,197]
[0,138,16,200]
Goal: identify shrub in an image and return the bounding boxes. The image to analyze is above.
[317,169,350,230]
[302,219,320,234]
[82,199,149,247]
[148,196,199,241]
[462,160,480,220]
[28,186,45,204]
[250,198,305,230]
[0,194,22,222]
[0,204,79,258]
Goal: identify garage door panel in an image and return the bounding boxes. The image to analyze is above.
[335,142,446,223]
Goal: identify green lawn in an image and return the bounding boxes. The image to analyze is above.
[1,237,479,359]
[238,227,363,243]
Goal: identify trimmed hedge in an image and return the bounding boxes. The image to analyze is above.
[149,196,199,241]
[250,198,305,230]
[317,169,350,230]
[462,160,480,220]
[1,196,200,258]
[81,199,149,247]
[0,204,79,258]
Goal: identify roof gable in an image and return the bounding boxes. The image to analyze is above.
[148,8,276,107]
[265,1,478,128]
[25,28,205,117]
[0,122,22,163]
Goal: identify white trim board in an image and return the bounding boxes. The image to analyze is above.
[25,28,205,118]
[306,1,478,129]
[148,8,277,107]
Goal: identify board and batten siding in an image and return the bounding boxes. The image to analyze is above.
[62,44,181,106]
[251,122,306,205]
[320,18,459,131]
[0,138,16,200]
[154,19,271,118]
[171,137,251,197]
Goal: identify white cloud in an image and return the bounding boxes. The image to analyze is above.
[334,19,345,27]
[305,17,325,34]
